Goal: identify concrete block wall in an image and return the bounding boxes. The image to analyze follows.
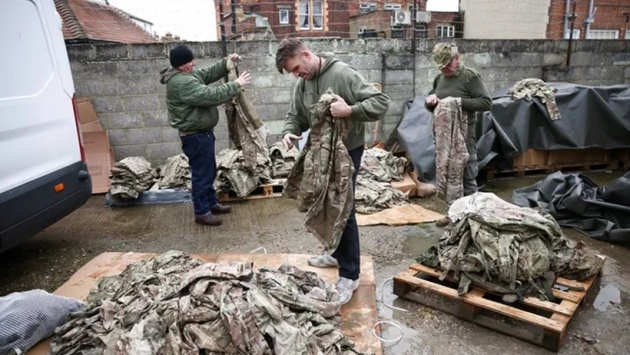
[67,39,630,165]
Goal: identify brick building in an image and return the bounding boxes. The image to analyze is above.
[348,0,462,39]
[216,0,350,40]
[547,0,630,40]
[215,0,461,40]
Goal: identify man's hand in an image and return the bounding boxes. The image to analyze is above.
[425,94,439,107]
[330,94,352,118]
[228,53,242,62]
[235,71,251,87]
[282,133,302,150]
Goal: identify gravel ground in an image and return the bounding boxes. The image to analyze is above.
[1,172,628,354]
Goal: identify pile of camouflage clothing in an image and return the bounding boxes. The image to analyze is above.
[269,142,300,179]
[507,78,561,120]
[215,149,273,198]
[109,157,158,199]
[417,192,604,303]
[355,148,410,214]
[49,251,363,355]
[156,154,191,190]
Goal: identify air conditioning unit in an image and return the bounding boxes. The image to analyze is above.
[416,11,432,23]
[393,10,411,25]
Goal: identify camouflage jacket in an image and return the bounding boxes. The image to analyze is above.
[50,251,363,355]
[508,78,561,120]
[284,89,355,252]
[225,58,271,172]
[433,97,469,205]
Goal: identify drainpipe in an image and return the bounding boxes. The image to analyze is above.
[564,0,571,38]
[585,0,595,38]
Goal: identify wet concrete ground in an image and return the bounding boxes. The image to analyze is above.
[1,172,628,354]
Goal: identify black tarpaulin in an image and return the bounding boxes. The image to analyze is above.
[511,170,630,246]
[388,83,630,183]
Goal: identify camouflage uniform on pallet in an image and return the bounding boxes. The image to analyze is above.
[50,251,364,355]
[508,78,562,120]
[417,193,604,303]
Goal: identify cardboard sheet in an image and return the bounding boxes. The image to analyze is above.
[26,253,383,355]
[357,203,444,226]
[391,172,416,197]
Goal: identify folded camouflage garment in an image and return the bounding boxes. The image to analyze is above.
[157,154,191,190]
[417,192,604,303]
[508,78,561,121]
[215,149,272,198]
[269,142,299,179]
[109,157,159,199]
[50,251,363,355]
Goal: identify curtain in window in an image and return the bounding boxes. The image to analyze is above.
[313,1,323,29]
[299,1,309,29]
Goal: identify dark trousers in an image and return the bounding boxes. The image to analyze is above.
[180,132,218,216]
[463,122,479,196]
[332,145,364,281]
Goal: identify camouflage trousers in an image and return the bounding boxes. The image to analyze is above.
[433,97,471,205]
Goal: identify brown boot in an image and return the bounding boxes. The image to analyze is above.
[435,216,449,227]
[210,204,232,214]
[195,213,222,226]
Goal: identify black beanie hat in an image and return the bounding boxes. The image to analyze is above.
[169,45,194,68]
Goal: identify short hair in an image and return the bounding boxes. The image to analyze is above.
[275,37,306,74]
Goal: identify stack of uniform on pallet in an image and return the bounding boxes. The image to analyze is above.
[417,192,604,303]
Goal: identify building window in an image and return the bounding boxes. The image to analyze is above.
[299,0,323,31]
[564,29,580,39]
[437,25,455,38]
[586,29,619,39]
[415,24,427,38]
[391,25,404,38]
[279,9,289,25]
[384,3,401,10]
[626,30,630,39]
[360,3,377,14]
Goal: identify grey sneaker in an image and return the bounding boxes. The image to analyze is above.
[308,255,339,268]
[336,277,360,305]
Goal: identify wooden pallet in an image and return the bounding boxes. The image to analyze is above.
[393,260,604,351]
[218,179,285,202]
[486,166,553,179]
[552,160,619,173]
[486,160,621,180]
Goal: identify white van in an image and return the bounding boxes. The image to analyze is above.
[0,0,92,253]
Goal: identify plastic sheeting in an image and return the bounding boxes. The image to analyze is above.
[389,83,630,183]
[512,170,630,246]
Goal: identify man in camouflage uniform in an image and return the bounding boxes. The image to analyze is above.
[276,38,390,304]
[425,43,492,227]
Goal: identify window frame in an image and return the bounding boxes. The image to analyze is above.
[279,8,290,25]
[586,29,619,40]
[298,0,324,31]
[437,25,455,38]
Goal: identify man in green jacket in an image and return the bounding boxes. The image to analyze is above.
[424,43,492,226]
[275,38,390,304]
[160,44,252,226]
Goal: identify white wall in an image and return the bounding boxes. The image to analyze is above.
[461,0,551,39]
